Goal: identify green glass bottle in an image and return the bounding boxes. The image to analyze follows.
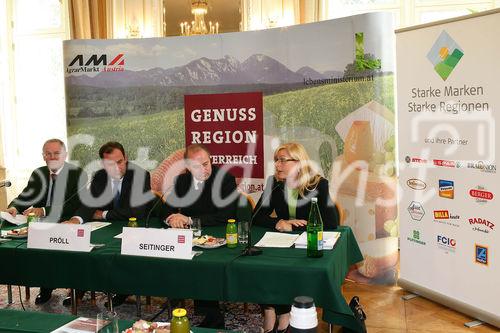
[171,308,190,333]
[127,217,138,228]
[307,197,323,258]
[226,218,238,248]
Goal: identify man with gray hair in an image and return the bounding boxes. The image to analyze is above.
[2,138,87,304]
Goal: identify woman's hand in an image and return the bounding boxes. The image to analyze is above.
[275,219,307,232]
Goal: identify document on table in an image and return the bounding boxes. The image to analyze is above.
[294,231,341,249]
[50,316,104,333]
[255,232,300,248]
[85,221,111,232]
[0,211,26,226]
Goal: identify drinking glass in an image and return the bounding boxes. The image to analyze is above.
[96,310,119,333]
[190,217,202,237]
[238,220,249,244]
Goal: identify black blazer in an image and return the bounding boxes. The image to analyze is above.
[8,162,87,221]
[160,165,237,226]
[75,162,152,222]
[253,176,339,231]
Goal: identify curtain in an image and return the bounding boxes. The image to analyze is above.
[69,0,107,39]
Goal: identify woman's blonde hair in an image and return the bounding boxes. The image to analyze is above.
[274,142,322,196]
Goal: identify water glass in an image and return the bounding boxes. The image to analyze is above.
[190,217,202,237]
[96,310,119,333]
[238,220,249,244]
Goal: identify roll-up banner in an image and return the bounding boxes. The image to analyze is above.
[64,13,396,284]
[396,9,500,328]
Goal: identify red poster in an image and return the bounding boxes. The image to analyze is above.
[184,92,264,178]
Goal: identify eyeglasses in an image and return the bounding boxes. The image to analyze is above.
[274,158,298,164]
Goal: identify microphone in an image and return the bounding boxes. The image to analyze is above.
[144,190,167,228]
[0,180,12,188]
[242,179,282,256]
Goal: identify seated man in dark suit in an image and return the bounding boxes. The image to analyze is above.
[160,144,237,329]
[3,138,88,305]
[65,141,153,306]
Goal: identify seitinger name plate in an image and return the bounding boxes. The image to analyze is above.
[121,227,194,260]
[27,223,92,252]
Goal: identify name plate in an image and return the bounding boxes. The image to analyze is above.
[27,223,92,252]
[121,227,193,260]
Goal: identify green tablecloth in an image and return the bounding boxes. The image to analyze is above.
[0,309,221,332]
[0,220,363,332]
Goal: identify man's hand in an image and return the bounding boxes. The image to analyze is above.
[5,207,18,217]
[166,213,190,229]
[275,219,307,232]
[93,210,104,220]
[23,207,44,217]
[62,218,81,224]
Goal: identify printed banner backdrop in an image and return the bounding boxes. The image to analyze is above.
[397,9,500,327]
[64,13,397,284]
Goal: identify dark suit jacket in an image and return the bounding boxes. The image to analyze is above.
[75,162,152,222]
[8,162,87,221]
[253,176,339,231]
[160,165,237,226]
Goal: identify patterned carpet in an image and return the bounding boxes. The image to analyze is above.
[0,285,264,331]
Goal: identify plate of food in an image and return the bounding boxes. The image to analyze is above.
[123,319,170,333]
[192,235,226,249]
[3,227,28,239]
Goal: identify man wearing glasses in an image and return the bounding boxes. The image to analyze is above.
[2,138,87,304]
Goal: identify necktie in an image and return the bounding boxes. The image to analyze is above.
[112,179,120,208]
[48,173,57,206]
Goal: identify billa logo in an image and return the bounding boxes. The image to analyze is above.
[434,210,449,219]
[427,30,464,81]
[469,217,495,234]
[77,229,84,237]
[467,161,497,174]
[408,201,425,221]
[66,54,125,73]
[433,159,455,168]
[439,179,454,199]
[475,244,488,265]
[469,186,493,204]
[407,179,426,190]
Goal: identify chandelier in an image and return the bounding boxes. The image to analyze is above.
[180,0,219,36]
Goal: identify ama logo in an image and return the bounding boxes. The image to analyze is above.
[439,179,454,199]
[427,31,463,81]
[67,54,125,74]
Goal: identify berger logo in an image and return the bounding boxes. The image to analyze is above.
[469,185,494,204]
[475,244,488,265]
[439,179,454,199]
[427,30,464,81]
[77,229,84,237]
[66,53,125,74]
[407,178,426,190]
[408,201,425,221]
[434,210,449,219]
[467,161,497,174]
[407,230,426,245]
[177,235,185,244]
[469,217,495,234]
[433,159,455,168]
[437,235,456,252]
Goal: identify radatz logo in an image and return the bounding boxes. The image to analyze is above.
[66,53,125,74]
[437,235,456,253]
[469,217,495,234]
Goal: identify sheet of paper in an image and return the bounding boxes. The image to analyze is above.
[85,221,111,232]
[294,231,341,249]
[255,232,299,248]
[50,317,104,333]
[0,211,27,226]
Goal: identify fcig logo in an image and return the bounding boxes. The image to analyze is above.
[427,30,464,81]
[475,244,488,265]
[66,54,125,74]
[437,235,456,252]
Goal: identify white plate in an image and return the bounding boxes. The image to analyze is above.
[4,232,28,239]
[193,238,226,249]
